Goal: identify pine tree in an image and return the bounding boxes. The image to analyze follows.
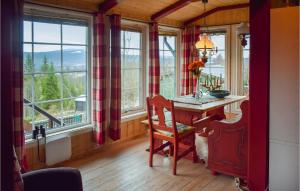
[40,57,60,109]
[24,54,33,73]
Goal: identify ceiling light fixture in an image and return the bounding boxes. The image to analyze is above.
[195,0,217,63]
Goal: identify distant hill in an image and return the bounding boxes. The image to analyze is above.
[23,49,235,71]
[24,49,87,71]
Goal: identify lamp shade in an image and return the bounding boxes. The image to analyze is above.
[195,33,214,50]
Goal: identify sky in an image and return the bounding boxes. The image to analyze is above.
[24,21,87,52]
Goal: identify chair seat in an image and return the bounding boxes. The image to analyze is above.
[152,111,193,137]
[156,122,194,137]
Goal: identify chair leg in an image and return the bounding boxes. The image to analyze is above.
[149,138,154,167]
[173,143,178,175]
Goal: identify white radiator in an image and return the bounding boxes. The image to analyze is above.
[45,135,72,166]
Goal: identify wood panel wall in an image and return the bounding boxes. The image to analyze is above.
[26,116,148,170]
[194,7,249,27]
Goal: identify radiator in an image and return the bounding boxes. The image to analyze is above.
[45,135,72,166]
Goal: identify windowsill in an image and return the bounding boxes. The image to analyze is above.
[25,124,93,147]
[121,111,147,122]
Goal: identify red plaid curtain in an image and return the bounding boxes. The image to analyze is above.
[181,26,200,95]
[2,0,26,190]
[149,22,160,97]
[93,12,106,145]
[109,14,121,141]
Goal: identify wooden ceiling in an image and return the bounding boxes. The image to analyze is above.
[25,0,249,27]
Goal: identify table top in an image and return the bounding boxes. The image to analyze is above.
[173,95,246,112]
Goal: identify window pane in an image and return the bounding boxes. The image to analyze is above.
[34,73,62,102]
[122,69,140,90]
[23,16,90,136]
[63,25,87,44]
[159,36,164,50]
[209,51,225,67]
[210,34,225,50]
[159,35,176,99]
[122,49,141,69]
[63,72,87,98]
[34,44,61,72]
[24,104,34,134]
[244,35,250,49]
[243,49,250,95]
[159,36,176,51]
[122,88,140,112]
[33,101,62,130]
[201,33,226,91]
[62,98,87,126]
[121,30,142,113]
[164,36,175,50]
[34,22,61,43]
[24,21,32,42]
[24,75,33,101]
[24,44,33,73]
[124,31,140,49]
[63,46,86,71]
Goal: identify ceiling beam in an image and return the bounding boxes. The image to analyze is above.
[151,0,192,21]
[184,3,249,26]
[99,0,119,12]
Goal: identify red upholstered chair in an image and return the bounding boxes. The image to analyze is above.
[146,95,197,175]
[207,100,249,179]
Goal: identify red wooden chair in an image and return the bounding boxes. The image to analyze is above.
[207,100,249,179]
[146,95,197,175]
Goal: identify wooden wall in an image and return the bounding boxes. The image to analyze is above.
[26,116,147,170]
[194,7,249,27]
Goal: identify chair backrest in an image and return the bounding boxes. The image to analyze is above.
[146,95,178,137]
[239,100,249,125]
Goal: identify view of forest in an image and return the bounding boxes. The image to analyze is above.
[23,52,87,128]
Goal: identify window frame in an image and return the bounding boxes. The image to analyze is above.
[158,34,177,99]
[119,20,148,117]
[24,4,93,139]
[200,26,231,91]
[159,26,181,98]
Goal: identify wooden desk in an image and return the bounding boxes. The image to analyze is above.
[142,95,246,161]
[142,95,246,133]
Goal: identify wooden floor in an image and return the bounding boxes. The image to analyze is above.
[63,136,237,191]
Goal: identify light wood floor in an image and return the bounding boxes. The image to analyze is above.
[63,136,237,191]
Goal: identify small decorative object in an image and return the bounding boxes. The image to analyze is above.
[202,73,223,91]
[209,90,230,98]
[237,22,249,48]
[188,60,205,99]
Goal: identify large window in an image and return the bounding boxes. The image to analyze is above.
[121,30,144,114]
[23,16,90,136]
[201,32,226,90]
[242,35,250,95]
[159,35,176,99]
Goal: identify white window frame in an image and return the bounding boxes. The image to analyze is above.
[24,4,93,139]
[119,19,148,118]
[230,23,250,113]
[200,25,231,91]
[158,26,181,98]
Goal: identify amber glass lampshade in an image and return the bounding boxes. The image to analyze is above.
[195,33,214,50]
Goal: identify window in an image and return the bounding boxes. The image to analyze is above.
[121,30,144,114]
[242,35,250,95]
[159,35,176,99]
[201,32,226,91]
[23,16,90,136]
